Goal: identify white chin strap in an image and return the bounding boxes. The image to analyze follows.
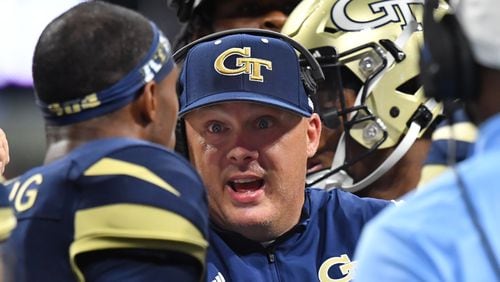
[324,96,440,192]
[326,121,421,192]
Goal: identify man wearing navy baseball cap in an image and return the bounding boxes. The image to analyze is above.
[177,32,390,281]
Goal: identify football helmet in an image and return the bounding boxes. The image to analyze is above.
[282,0,447,192]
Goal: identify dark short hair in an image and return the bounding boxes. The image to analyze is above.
[171,0,301,51]
[172,0,215,51]
[33,1,153,103]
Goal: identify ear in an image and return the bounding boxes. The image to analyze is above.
[132,81,157,126]
[343,88,357,108]
[306,113,322,157]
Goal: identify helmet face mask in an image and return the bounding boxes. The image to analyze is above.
[337,41,393,152]
[284,0,445,190]
[310,41,393,154]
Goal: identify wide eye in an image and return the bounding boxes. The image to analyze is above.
[208,122,225,133]
[256,117,273,129]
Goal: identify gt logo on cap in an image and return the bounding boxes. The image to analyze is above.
[214,47,272,82]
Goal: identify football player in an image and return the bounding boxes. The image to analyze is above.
[283,0,445,199]
[4,2,208,281]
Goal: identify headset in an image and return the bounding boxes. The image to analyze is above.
[422,0,500,277]
[172,28,326,159]
[420,0,478,103]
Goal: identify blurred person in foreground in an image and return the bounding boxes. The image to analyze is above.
[3,1,208,281]
[354,0,500,280]
[282,0,445,200]
[175,30,390,281]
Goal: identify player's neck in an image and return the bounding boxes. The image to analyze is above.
[44,139,75,164]
[43,119,142,164]
[44,126,102,164]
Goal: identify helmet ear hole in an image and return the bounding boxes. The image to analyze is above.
[340,67,362,93]
[396,75,421,96]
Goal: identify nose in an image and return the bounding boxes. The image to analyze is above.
[260,10,288,32]
[227,140,259,165]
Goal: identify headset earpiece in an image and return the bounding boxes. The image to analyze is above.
[174,70,189,159]
[176,75,183,98]
[421,0,478,102]
[174,117,189,159]
[300,66,318,96]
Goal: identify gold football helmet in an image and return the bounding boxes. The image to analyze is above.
[283,0,446,192]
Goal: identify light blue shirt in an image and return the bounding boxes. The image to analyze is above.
[353,113,500,281]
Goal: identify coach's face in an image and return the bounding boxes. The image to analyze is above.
[184,102,321,242]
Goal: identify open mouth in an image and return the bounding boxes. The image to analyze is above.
[228,178,264,192]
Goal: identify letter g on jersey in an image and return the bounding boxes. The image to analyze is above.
[318,254,357,282]
[214,47,272,82]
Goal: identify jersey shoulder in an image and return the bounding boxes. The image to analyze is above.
[7,138,208,280]
[67,138,209,279]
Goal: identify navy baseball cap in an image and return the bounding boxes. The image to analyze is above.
[178,33,313,117]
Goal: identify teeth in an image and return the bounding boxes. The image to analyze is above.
[232,179,257,184]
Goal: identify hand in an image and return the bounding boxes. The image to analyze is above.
[0,128,10,176]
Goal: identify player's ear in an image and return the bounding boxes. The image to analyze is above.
[306,113,322,157]
[132,81,157,126]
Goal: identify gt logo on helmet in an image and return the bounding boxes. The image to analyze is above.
[214,47,272,82]
[332,0,424,31]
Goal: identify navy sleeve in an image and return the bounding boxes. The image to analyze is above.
[79,249,201,282]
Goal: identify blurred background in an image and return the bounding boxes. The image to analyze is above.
[0,0,182,179]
